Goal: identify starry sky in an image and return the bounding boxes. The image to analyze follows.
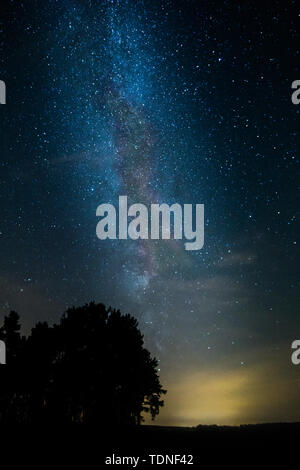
[1,0,299,426]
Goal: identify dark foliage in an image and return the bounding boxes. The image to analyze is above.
[0,303,166,424]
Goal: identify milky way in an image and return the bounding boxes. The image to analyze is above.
[1,0,299,425]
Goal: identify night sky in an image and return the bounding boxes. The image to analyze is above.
[1,0,299,426]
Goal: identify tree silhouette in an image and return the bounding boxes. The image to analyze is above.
[0,303,166,424]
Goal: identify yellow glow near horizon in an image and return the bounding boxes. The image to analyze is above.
[144,358,300,427]
[153,368,254,426]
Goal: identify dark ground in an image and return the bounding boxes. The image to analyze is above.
[3,423,299,466]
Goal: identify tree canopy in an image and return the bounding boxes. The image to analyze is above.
[0,303,166,424]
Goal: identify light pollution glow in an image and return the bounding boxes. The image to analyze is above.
[145,350,300,427]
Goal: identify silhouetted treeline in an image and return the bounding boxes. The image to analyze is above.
[0,303,166,424]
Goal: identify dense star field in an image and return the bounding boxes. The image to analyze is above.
[0,0,299,425]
